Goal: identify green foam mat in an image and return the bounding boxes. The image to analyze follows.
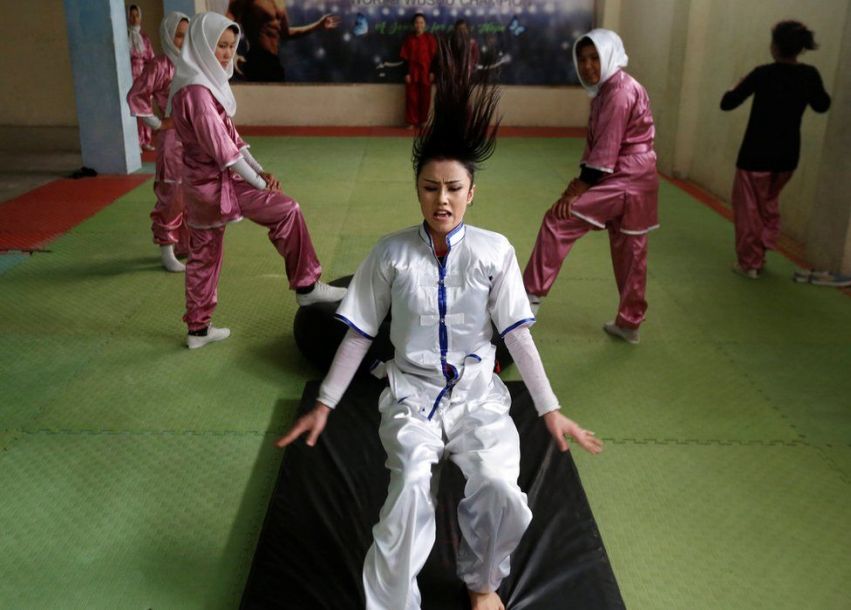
[0,432,282,610]
[576,444,851,610]
[0,135,849,609]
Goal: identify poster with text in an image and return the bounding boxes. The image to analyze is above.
[217,0,595,85]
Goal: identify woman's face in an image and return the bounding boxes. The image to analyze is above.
[417,159,475,242]
[216,29,238,70]
[173,20,189,49]
[577,42,601,86]
[129,8,141,26]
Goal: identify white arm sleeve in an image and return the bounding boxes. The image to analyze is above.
[317,329,373,408]
[240,146,264,173]
[503,326,560,416]
[141,115,162,130]
[230,157,267,190]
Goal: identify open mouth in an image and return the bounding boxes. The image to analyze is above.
[433,210,452,220]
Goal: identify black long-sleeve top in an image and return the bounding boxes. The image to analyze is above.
[720,62,831,172]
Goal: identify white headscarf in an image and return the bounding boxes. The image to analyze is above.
[573,28,629,98]
[160,12,190,65]
[127,5,145,54]
[169,12,240,117]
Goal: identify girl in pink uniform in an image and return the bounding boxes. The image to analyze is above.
[169,12,345,350]
[127,5,156,152]
[523,29,658,345]
[127,12,190,273]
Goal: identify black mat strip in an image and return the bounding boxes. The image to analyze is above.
[241,379,624,609]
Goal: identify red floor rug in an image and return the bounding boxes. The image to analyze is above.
[0,175,150,251]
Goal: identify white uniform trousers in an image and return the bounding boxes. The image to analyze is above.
[363,386,533,610]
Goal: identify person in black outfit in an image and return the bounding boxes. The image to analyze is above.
[720,20,831,279]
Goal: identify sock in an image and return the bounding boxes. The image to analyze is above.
[295,283,316,295]
[188,328,208,337]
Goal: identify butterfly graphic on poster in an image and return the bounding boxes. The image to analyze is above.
[353,13,368,37]
[508,15,526,37]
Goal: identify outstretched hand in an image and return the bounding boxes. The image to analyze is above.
[319,14,341,29]
[542,410,604,454]
[276,402,331,448]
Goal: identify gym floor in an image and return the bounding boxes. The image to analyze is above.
[1,133,849,609]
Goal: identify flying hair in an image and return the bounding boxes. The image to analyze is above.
[412,34,501,180]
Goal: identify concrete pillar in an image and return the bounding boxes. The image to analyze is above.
[806,8,851,274]
[63,0,140,174]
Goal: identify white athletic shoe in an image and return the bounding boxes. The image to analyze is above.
[296,281,347,307]
[160,245,186,273]
[809,270,851,287]
[731,262,759,280]
[186,326,231,350]
[603,321,640,345]
[792,268,812,283]
[527,293,542,316]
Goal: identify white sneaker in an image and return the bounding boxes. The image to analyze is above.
[186,326,231,349]
[296,281,347,307]
[809,270,851,287]
[527,293,542,316]
[160,245,186,273]
[603,321,640,345]
[731,262,759,280]
[792,268,812,283]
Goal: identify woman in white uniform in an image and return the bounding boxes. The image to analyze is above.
[278,36,603,610]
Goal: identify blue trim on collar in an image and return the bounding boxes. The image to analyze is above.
[418,221,466,254]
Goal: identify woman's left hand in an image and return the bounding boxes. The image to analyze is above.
[542,410,604,454]
[260,172,281,192]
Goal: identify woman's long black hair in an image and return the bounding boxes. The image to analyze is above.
[412,33,501,180]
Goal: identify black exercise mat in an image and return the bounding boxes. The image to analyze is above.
[241,379,624,610]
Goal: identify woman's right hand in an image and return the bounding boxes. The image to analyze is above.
[276,402,331,448]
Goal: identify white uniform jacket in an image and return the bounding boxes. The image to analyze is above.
[336,222,536,420]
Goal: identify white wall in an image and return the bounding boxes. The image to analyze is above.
[618,0,848,245]
[808,5,851,273]
[0,0,77,126]
[233,84,590,127]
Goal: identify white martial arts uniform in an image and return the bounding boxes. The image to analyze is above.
[335,221,543,609]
